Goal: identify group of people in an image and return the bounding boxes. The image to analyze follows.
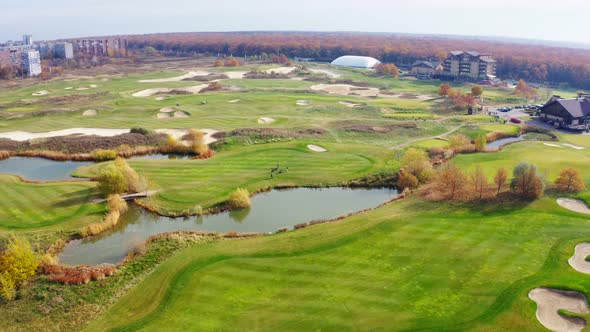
[270,163,288,178]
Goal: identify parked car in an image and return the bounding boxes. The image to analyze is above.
[510,118,522,124]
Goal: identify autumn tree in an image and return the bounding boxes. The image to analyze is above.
[555,168,586,193]
[401,148,434,184]
[471,166,489,200]
[397,170,419,190]
[376,63,400,77]
[438,83,452,97]
[449,134,471,150]
[474,134,487,152]
[510,162,544,199]
[97,164,127,195]
[224,57,240,67]
[213,59,224,67]
[431,163,469,202]
[514,79,538,100]
[471,84,484,97]
[0,235,38,300]
[494,167,508,195]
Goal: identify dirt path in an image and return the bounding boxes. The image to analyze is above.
[389,124,465,150]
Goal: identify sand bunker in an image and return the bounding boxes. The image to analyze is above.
[159,107,175,113]
[132,84,208,97]
[228,99,241,103]
[155,97,166,101]
[139,71,210,83]
[307,144,327,152]
[264,67,296,75]
[0,128,131,141]
[76,87,89,91]
[82,109,97,116]
[225,71,247,79]
[32,90,49,96]
[174,111,189,118]
[0,128,219,145]
[258,117,276,124]
[156,113,173,119]
[529,288,589,332]
[569,243,590,275]
[311,84,380,97]
[544,143,562,148]
[339,101,364,108]
[563,143,586,150]
[308,68,341,78]
[64,87,73,90]
[89,84,98,88]
[296,100,311,106]
[154,129,218,145]
[557,198,590,215]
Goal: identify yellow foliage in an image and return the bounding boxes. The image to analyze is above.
[0,235,38,300]
[228,188,251,209]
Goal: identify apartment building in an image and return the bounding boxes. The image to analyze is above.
[442,51,496,80]
[21,50,42,76]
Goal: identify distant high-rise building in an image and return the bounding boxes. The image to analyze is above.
[21,50,41,76]
[23,35,33,46]
[442,51,496,80]
[53,42,74,59]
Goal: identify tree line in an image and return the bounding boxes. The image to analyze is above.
[125,32,590,89]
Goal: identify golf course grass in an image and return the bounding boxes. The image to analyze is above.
[84,196,590,331]
[2,59,590,331]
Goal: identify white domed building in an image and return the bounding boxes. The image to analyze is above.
[331,55,381,69]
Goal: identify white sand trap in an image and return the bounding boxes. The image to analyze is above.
[32,90,49,96]
[156,113,173,119]
[296,100,311,106]
[132,84,208,97]
[228,99,241,103]
[155,96,166,101]
[82,109,97,116]
[76,87,89,91]
[264,67,296,75]
[308,68,341,78]
[544,143,562,148]
[258,117,275,124]
[173,111,189,118]
[339,101,363,108]
[155,129,218,145]
[0,128,131,141]
[311,84,380,97]
[159,107,176,113]
[307,144,327,152]
[64,87,73,90]
[568,243,590,275]
[529,288,589,332]
[101,78,109,82]
[89,84,98,88]
[139,71,210,83]
[563,143,586,150]
[557,198,590,215]
[225,71,247,79]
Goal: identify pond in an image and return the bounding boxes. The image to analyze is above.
[58,187,398,266]
[486,135,526,149]
[0,157,92,181]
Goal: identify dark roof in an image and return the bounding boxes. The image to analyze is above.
[480,58,496,63]
[543,96,590,118]
[450,51,463,57]
[466,51,480,57]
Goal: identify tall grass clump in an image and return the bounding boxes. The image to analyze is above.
[0,151,12,160]
[228,188,251,209]
[97,157,148,195]
[92,149,118,161]
[83,194,128,237]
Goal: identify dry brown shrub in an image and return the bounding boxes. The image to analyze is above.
[45,264,116,285]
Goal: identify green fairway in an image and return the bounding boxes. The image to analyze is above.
[85,196,590,331]
[0,175,104,246]
[77,142,391,211]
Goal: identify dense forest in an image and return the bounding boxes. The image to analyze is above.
[125,32,590,89]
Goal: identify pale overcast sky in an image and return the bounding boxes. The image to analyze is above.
[0,0,588,44]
